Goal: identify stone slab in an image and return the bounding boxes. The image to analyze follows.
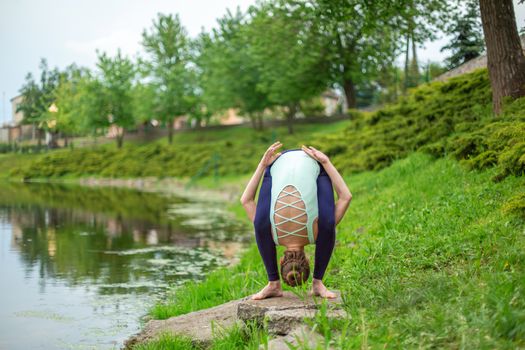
[124,291,345,349]
[237,291,344,335]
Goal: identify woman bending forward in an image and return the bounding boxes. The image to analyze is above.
[240,142,352,300]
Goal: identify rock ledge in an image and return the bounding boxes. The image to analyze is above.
[124,291,346,349]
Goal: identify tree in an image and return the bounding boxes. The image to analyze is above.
[17,58,61,146]
[441,0,485,69]
[395,0,449,92]
[246,1,331,134]
[141,13,194,143]
[75,74,107,141]
[311,0,399,108]
[131,80,157,134]
[17,73,40,125]
[422,61,447,81]
[96,49,136,148]
[196,8,270,130]
[50,64,91,146]
[479,0,525,114]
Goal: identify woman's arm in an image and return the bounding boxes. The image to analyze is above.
[301,145,352,225]
[320,159,352,225]
[240,141,283,222]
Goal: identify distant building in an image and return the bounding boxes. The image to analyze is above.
[435,33,525,82]
[0,128,8,143]
[173,116,187,129]
[0,94,37,143]
[10,94,24,125]
[218,108,244,125]
[321,90,342,116]
[173,108,244,128]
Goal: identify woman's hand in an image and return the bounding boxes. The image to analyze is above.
[301,145,330,165]
[259,141,283,168]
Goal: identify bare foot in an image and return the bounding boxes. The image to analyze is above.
[310,279,337,299]
[251,281,283,300]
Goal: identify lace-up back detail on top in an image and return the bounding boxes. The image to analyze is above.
[269,150,320,245]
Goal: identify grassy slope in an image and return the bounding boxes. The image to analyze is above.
[140,153,524,349]
[0,153,37,178]
[5,121,349,180]
[312,69,524,182]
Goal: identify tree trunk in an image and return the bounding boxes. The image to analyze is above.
[37,128,42,147]
[403,32,410,93]
[116,129,124,148]
[64,135,68,147]
[249,114,257,130]
[393,68,399,101]
[46,131,59,149]
[257,113,264,130]
[286,105,296,135]
[479,0,525,114]
[410,31,419,84]
[343,78,357,109]
[168,118,174,144]
[248,114,257,130]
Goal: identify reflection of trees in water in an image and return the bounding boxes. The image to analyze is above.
[1,181,247,238]
[1,182,249,294]
[0,181,184,225]
[6,205,228,293]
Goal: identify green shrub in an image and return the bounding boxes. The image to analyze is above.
[9,122,348,180]
[312,68,523,181]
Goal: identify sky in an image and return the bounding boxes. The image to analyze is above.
[1,0,524,125]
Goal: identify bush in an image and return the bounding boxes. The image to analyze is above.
[312,68,524,181]
[9,124,340,180]
[0,143,47,154]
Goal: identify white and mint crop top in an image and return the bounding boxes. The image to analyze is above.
[269,150,320,245]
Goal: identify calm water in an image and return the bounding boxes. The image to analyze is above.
[0,181,249,350]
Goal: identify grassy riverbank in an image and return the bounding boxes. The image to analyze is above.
[2,121,349,181]
[135,152,524,349]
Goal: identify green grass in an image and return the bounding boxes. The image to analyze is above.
[5,120,350,181]
[132,333,195,350]
[143,152,524,349]
[0,153,38,178]
[132,322,270,350]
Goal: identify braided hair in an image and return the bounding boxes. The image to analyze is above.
[280,250,310,287]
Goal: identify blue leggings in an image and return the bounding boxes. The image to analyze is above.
[253,150,336,281]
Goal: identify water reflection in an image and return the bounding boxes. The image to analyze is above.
[0,181,249,350]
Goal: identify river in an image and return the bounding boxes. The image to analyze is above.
[0,181,249,349]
